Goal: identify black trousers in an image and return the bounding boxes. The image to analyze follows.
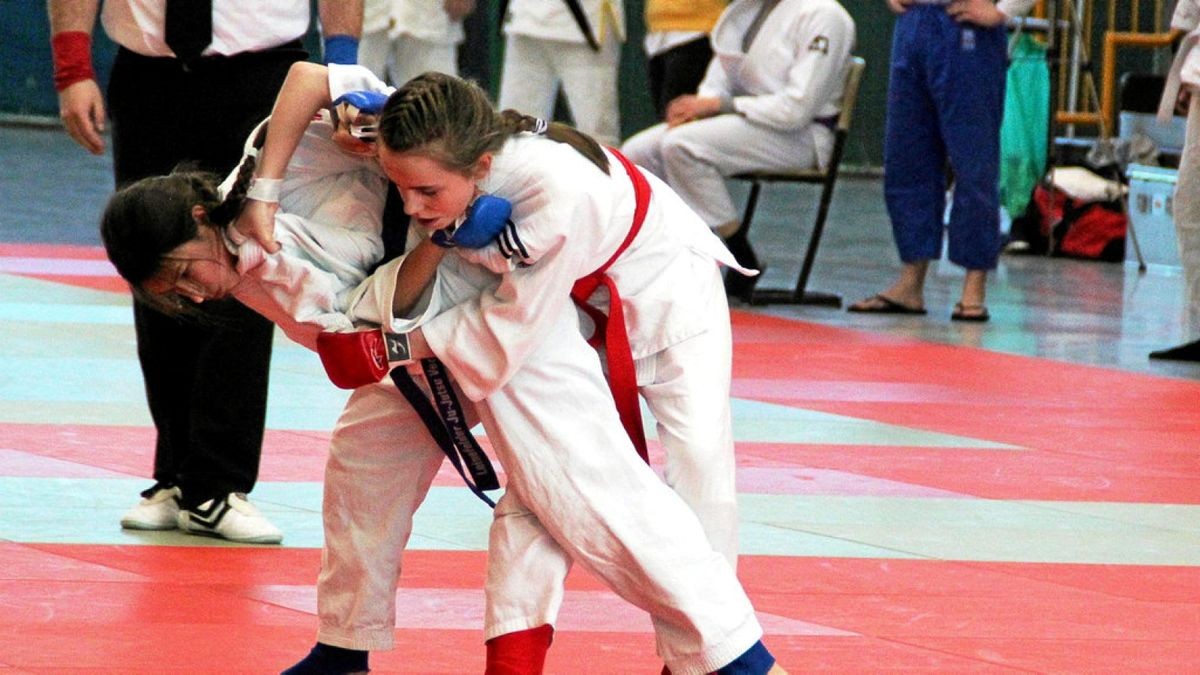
[107,43,305,508]
[646,36,715,121]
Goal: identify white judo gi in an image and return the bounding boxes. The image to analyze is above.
[498,0,624,146]
[622,0,856,229]
[224,76,763,672]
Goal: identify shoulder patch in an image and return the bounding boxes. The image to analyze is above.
[808,36,830,54]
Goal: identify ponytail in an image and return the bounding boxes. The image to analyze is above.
[497,109,609,174]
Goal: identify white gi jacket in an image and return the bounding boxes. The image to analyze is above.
[699,0,855,132]
[326,64,747,401]
[221,115,391,351]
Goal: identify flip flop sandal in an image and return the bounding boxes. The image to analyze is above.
[847,294,927,315]
[951,302,990,322]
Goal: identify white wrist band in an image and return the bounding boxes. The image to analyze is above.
[246,177,282,202]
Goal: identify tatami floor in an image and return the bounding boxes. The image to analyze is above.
[1,124,1197,673]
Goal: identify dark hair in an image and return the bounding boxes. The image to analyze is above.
[99,159,256,316]
[378,71,610,175]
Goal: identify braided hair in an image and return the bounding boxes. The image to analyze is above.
[378,71,610,176]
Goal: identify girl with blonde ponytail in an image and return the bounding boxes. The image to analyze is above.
[225,62,785,674]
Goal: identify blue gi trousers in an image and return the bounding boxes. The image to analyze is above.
[884,5,1008,270]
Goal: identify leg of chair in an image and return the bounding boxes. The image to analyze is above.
[749,175,842,307]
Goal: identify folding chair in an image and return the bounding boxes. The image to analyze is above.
[732,56,866,306]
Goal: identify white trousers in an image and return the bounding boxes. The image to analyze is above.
[484,260,742,666]
[1177,94,1200,334]
[357,27,392,84]
[478,301,758,675]
[498,34,622,146]
[389,35,459,86]
[621,116,833,228]
[358,30,458,87]
[317,378,447,651]
[317,297,757,672]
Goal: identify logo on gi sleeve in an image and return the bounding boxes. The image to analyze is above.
[384,332,412,363]
[808,36,830,54]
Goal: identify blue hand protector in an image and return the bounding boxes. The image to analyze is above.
[331,90,388,116]
[431,195,513,249]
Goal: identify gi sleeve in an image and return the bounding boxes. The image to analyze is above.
[236,237,355,335]
[419,170,614,400]
[696,52,733,99]
[732,8,855,131]
[327,63,396,100]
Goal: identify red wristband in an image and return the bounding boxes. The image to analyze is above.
[51,31,95,92]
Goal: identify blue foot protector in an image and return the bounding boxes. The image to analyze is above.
[715,640,775,675]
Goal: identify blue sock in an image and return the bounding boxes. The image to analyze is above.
[716,640,775,674]
[281,643,369,674]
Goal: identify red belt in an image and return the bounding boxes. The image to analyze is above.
[570,148,651,462]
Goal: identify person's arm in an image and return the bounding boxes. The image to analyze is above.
[392,239,448,317]
[946,0,1008,27]
[48,0,105,155]
[443,0,477,22]
[318,0,364,64]
[236,62,393,252]
[233,62,338,252]
[730,8,856,132]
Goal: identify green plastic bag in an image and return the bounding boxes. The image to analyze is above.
[1000,33,1050,217]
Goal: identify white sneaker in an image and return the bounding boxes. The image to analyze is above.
[177,492,283,544]
[120,485,181,530]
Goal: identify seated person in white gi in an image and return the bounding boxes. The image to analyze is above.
[621,0,856,300]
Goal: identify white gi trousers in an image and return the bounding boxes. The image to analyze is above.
[1177,95,1200,335]
[318,277,758,672]
[621,115,833,228]
[498,34,622,146]
[317,379,448,651]
[389,36,459,86]
[484,255,742,659]
[478,301,759,675]
[357,27,392,83]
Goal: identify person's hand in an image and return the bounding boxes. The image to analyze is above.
[331,115,379,157]
[331,91,385,157]
[443,0,476,21]
[665,95,722,127]
[885,0,914,14]
[947,0,1007,27]
[232,198,281,253]
[57,79,106,155]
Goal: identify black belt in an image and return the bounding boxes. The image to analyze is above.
[813,114,839,131]
[389,362,500,507]
[117,39,307,73]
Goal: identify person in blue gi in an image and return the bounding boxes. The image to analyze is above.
[849,0,1034,322]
